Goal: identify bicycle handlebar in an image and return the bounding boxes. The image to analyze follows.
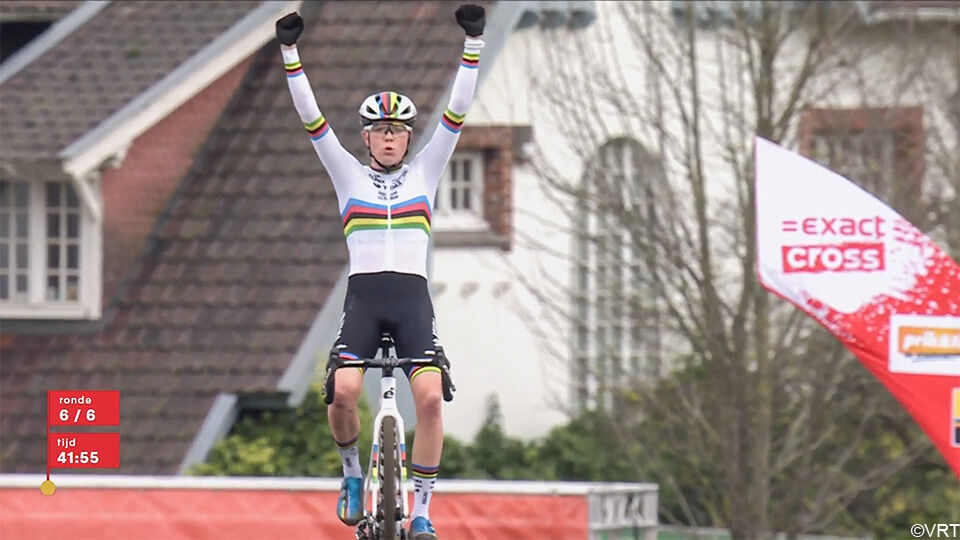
[334,357,436,370]
[322,352,456,405]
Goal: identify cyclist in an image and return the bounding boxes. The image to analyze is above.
[276,5,485,539]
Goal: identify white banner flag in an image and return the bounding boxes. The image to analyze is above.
[754,137,960,479]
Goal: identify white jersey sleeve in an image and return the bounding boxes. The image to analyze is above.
[411,37,484,197]
[281,45,360,192]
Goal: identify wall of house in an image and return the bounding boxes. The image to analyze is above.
[100,56,255,307]
[431,1,958,442]
[431,163,573,441]
[430,14,588,441]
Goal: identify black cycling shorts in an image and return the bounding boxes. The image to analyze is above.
[332,271,441,381]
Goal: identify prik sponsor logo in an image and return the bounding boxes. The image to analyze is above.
[889,314,960,376]
[781,216,886,239]
[898,327,960,357]
[781,243,885,273]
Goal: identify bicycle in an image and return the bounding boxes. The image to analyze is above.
[323,334,456,540]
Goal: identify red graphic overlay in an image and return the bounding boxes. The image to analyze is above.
[47,433,120,469]
[47,390,120,426]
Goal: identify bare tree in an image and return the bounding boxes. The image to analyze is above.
[505,2,958,538]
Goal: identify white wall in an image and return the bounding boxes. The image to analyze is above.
[431,9,610,441]
[432,164,575,441]
[431,0,958,442]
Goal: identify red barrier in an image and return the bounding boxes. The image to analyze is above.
[0,488,588,540]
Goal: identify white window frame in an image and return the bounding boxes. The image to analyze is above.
[572,138,664,411]
[0,178,102,320]
[432,151,488,231]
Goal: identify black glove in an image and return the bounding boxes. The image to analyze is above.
[322,351,340,405]
[276,12,304,46]
[434,345,456,402]
[455,4,485,37]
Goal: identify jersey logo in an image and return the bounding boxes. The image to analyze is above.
[369,169,408,201]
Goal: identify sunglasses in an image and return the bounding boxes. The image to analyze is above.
[366,123,412,135]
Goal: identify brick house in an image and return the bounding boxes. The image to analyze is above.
[0,0,533,474]
[6,0,950,477]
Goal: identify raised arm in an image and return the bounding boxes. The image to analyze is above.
[413,5,486,194]
[276,13,359,189]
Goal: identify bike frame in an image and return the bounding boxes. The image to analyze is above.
[325,337,453,539]
[364,366,409,528]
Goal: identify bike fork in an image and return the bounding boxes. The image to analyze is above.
[358,375,409,539]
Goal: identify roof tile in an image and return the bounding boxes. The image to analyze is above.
[0,1,261,160]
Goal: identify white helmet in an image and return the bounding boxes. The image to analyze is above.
[359,91,417,128]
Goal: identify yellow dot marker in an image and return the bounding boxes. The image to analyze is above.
[40,480,56,496]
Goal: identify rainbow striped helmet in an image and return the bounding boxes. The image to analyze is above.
[359,91,417,129]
